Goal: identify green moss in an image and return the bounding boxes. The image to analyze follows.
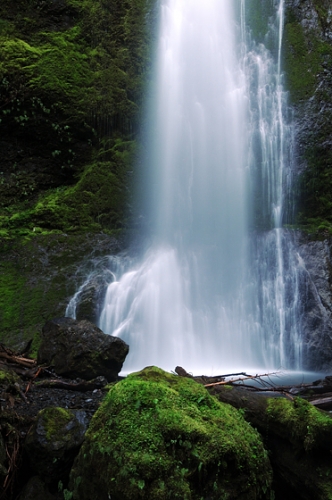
[70,366,272,500]
[0,232,112,348]
[0,0,156,238]
[267,397,332,452]
[0,368,20,386]
[283,6,332,228]
[284,5,332,104]
[284,24,317,103]
[265,397,332,498]
[39,407,73,442]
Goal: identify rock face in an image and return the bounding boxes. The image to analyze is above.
[281,1,332,371]
[69,366,273,500]
[37,317,129,381]
[295,234,332,371]
[284,0,332,222]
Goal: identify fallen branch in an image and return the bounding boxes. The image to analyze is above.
[204,372,279,388]
[0,352,36,368]
[25,367,42,394]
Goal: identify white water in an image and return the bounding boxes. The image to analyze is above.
[98,0,303,374]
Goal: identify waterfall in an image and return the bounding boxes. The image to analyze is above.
[97,0,303,374]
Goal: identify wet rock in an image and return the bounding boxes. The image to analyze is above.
[24,407,89,485]
[37,317,129,381]
[74,269,115,323]
[296,235,332,370]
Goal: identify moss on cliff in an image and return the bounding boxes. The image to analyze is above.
[0,232,119,351]
[69,366,273,500]
[284,3,332,233]
[0,0,156,238]
[0,0,155,345]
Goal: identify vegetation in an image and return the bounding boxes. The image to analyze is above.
[0,0,156,239]
[209,384,332,500]
[69,366,273,500]
[0,0,156,348]
[284,3,332,235]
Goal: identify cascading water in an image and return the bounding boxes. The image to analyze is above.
[97,0,304,374]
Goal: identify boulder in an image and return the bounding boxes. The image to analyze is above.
[69,366,273,500]
[24,407,89,485]
[37,317,129,381]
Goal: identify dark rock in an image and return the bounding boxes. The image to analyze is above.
[74,269,115,323]
[37,317,129,381]
[295,234,332,371]
[24,407,89,485]
[17,476,56,500]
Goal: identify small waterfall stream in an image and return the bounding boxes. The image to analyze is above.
[94,0,303,374]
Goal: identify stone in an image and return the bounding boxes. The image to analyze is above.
[37,317,129,381]
[24,407,89,485]
[69,367,273,500]
[17,476,55,500]
[74,269,115,323]
[296,235,332,371]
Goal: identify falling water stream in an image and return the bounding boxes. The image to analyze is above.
[95,0,304,374]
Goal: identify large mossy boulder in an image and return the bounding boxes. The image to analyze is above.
[37,317,129,381]
[69,366,273,500]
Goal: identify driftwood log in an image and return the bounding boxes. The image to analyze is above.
[34,377,108,392]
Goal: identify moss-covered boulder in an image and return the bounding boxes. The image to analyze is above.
[209,383,332,500]
[25,407,89,485]
[69,366,273,500]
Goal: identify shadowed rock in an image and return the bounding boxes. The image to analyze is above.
[38,317,129,381]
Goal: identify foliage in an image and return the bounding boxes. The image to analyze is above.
[69,366,273,500]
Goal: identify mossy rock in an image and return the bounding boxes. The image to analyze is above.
[0,367,20,388]
[69,366,273,500]
[0,231,120,352]
[266,396,332,453]
[25,407,89,484]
